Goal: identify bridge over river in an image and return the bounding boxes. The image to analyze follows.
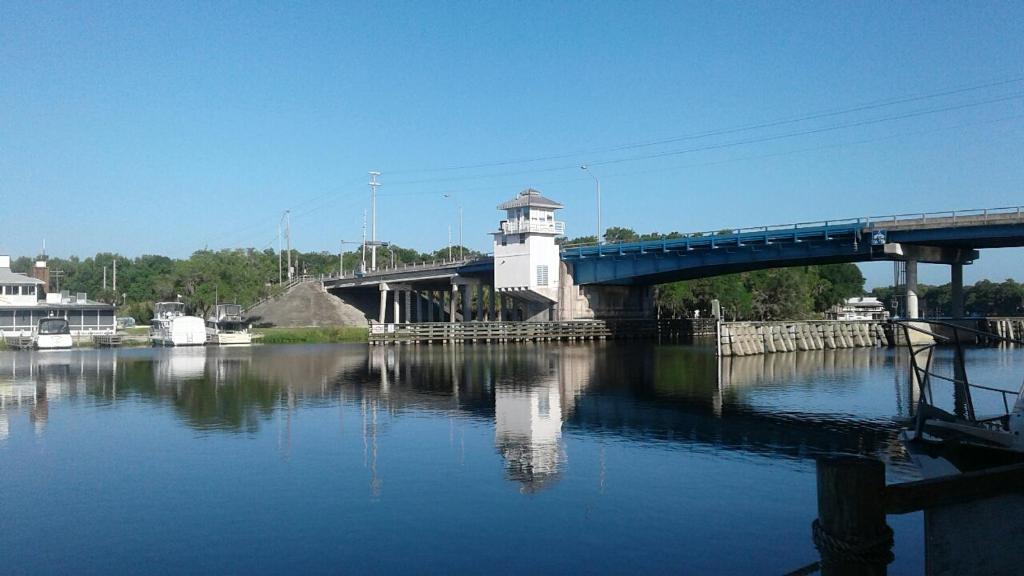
[316,202,1024,326]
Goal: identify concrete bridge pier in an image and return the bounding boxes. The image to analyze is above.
[885,243,978,319]
[905,259,919,320]
[476,283,485,321]
[462,286,472,322]
[450,285,458,323]
[951,263,965,318]
[378,283,389,323]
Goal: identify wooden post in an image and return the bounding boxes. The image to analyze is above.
[815,457,892,575]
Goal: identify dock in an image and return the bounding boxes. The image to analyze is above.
[3,335,35,350]
[92,334,123,347]
[369,320,611,344]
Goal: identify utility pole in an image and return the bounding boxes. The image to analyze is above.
[103,266,107,291]
[112,259,117,292]
[459,206,464,260]
[278,220,283,283]
[369,171,381,271]
[448,224,453,261]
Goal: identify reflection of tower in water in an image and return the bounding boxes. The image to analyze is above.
[494,346,594,493]
[495,382,564,493]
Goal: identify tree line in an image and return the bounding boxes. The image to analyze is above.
[10,244,479,323]
[13,225,1019,323]
[870,279,1024,317]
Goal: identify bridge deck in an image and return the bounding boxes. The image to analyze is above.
[321,205,1024,289]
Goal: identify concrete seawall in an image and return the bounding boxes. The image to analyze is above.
[718,321,889,357]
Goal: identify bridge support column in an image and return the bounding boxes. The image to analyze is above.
[951,263,965,318]
[462,286,471,322]
[415,290,423,323]
[476,283,485,321]
[378,283,389,324]
[450,286,458,323]
[489,286,496,321]
[393,291,400,324]
[905,259,919,319]
[404,290,412,323]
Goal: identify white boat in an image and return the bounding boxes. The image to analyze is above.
[205,304,251,345]
[150,302,206,346]
[35,317,73,349]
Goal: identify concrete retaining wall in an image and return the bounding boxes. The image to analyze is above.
[718,321,889,357]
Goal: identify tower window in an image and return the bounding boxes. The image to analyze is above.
[536,265,549,287]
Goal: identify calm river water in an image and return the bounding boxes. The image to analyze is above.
[1,341,1020,574]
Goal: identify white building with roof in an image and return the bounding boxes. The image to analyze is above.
[0,256,116,338]
[827,296,890,321]
[492,189,565,306]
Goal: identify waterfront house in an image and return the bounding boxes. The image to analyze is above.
[827,296,890,321]
[0,256,116,338]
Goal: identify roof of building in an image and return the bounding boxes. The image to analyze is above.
[0,267,44,285]
[497,188,563,210]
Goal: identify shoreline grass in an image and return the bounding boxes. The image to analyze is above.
[255,326,368,344]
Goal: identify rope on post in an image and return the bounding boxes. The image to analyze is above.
[812,518,894,565]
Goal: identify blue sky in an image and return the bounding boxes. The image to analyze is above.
[2,1,1022,287]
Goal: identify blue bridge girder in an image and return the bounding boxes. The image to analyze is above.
[561,208,1024,285]
[323,206,1024,290]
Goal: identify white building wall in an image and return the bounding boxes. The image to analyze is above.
[493,226,561,300]
[494,235,533,291]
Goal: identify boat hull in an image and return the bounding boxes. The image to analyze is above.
[36,334,73,349]
[151,316,207,347]
[206,331,252,345]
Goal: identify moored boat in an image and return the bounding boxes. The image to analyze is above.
[35,317,73,349]
[150,302,206,346]
[205,304,251,345]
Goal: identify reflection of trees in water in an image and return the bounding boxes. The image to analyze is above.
[1,344,912,474]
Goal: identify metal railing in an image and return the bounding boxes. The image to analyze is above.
[325,256,493,281]
[500,220,566,235]
[561,204,1024,254]
[896,320,1023,433]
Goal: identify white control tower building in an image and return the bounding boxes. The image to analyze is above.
[492,189,565,306]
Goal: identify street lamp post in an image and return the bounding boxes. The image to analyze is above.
[443,193,463,259]
[339,240,361,276]
[580,165,602,244]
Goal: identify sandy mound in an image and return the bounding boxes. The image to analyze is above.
[245,282,372,327]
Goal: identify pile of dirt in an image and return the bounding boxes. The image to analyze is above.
[245,283,372,327]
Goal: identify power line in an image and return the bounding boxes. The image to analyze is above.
[384,75,1024,175]
[378,90,1024,187]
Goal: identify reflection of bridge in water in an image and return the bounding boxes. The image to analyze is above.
[0,343,914,485]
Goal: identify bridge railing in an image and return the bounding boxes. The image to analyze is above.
[325,255,494,281]
[864,205,1024,228]
[561,205,1024,256]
